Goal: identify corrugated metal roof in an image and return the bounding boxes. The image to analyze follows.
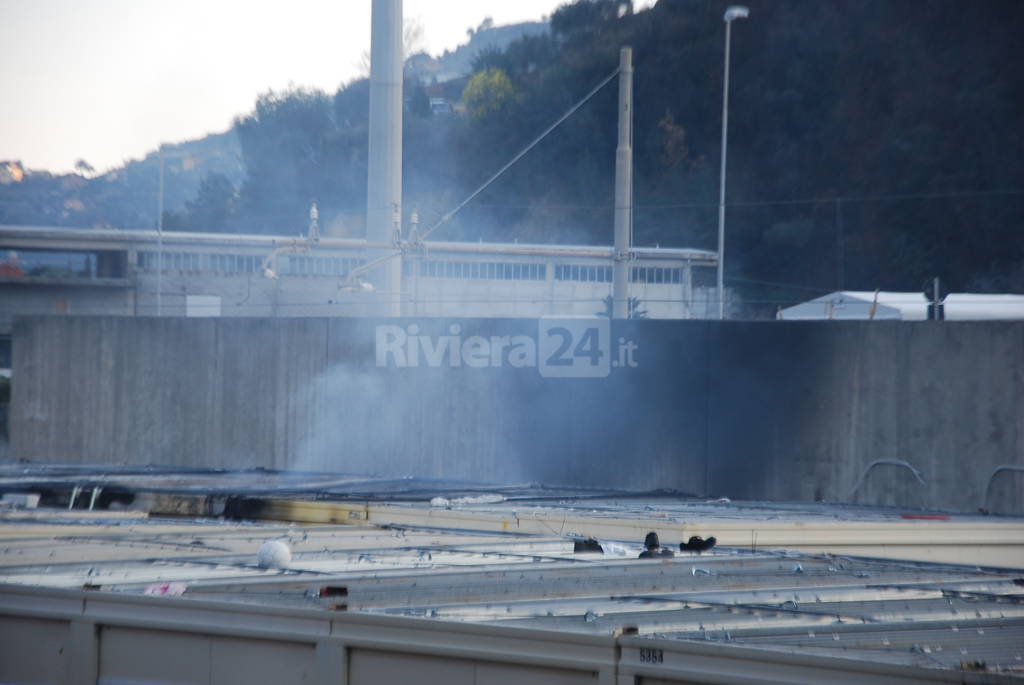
[2,468,1023,679]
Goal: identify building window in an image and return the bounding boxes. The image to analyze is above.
[415,259,546,281]
[628,266,680,284]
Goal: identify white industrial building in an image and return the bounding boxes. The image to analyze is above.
[778,290,1024,321]
[0,225,720,335]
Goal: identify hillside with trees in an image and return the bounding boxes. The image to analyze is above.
[0,131,243,231]
[449,0,1024,307]
[2,0,1021,314]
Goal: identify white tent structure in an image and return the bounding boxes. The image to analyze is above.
[778,290,1024,321]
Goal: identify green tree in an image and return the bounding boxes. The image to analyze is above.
[599,295,647,319]
[234,87,335,233]
[462,68,517,120]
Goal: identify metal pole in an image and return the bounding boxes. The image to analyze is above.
[716,21,732,320]
[716,6,748,320]
[157,145,164,317]
[612,47,633,320]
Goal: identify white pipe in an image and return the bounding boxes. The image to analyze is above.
[0,226,717,264]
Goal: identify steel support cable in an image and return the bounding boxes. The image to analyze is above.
[419,66,622,243]
[336,67,623,289]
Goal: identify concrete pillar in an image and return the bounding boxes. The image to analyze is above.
[366,0,403,316]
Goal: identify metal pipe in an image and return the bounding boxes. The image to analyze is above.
[982,465,1024,512]
[846,459,926,502]
[0,225,717,263]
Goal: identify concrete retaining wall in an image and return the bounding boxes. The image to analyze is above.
[10,316,1023,513]
[706,321,1023,513]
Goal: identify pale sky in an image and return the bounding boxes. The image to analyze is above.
[0,0,643,174]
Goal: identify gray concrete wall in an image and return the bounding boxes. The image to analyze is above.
[10,316,1023,513]
[706,321,1023,513]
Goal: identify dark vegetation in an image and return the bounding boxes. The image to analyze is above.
[2,0,1021,313]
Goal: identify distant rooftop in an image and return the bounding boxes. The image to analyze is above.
[0,224,718,262]
[779,290,1024,321]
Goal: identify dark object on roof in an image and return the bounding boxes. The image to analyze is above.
[680,535,717,553]
[573,537,604,553]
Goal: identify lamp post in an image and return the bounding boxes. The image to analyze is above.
[716,5,749,320]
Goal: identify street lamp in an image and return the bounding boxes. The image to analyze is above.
[716,5,749,320]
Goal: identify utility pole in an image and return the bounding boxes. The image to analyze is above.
[612,47,633,320]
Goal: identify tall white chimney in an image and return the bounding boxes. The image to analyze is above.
[366,0,403,316]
